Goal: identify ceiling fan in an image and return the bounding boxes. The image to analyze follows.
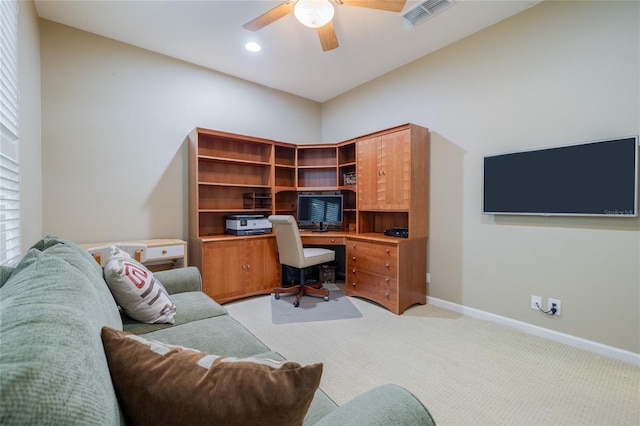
[243,0,407,52]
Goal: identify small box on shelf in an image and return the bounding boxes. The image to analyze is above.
[343,172,356,185]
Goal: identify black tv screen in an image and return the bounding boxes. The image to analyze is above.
[483,136,639,217]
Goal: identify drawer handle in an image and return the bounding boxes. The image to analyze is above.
[385,278,390,283]
[385,263,390,268]
[385,293,390,298]
[352,256,356,260]
[352,269,356,273]
[331,239,335,243]
[162,249,168,255]
[352,283,356,287]
[385,249,390,254]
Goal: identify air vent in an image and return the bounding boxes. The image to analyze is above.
[401,0,455,27]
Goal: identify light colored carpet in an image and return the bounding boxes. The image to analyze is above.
[225,289,640,425]
[271,284,362,324]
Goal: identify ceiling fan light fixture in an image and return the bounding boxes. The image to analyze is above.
[294,0,335,28]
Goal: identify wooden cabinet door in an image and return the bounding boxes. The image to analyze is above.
[358,130,410,211]
[357,136,380,210]
[379,129,411,210]
[201,240,247,302]
[245,237,280,294]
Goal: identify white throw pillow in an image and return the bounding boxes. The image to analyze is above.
[103,246,176,324]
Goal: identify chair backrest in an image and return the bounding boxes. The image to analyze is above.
[268,215,306,268]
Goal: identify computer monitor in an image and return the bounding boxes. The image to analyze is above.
[297,194,343,232]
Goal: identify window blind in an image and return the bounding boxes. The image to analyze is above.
[0,0,21,266]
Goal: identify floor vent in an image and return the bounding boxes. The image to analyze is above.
[401,0,456,27]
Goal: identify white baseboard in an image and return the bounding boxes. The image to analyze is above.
[427,296,640,366]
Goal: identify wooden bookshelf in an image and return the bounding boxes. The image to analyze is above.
[188,124,429,313]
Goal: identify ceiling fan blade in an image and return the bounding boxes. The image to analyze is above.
[317,21,339,51]
[243,1,296,32]
[338,0,407,13]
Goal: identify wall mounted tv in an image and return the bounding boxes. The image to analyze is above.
[297,194,343,232]
[483,136,639,217]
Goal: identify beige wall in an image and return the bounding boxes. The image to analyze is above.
[322,1,640,353]
[18,0,42,250]
[39,20,322,244]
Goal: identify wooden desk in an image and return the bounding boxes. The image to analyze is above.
[345,234,427,315]
[189,234,280,304]
[190,231,426,315]
[80,239,187,271]
[301,231,426,315]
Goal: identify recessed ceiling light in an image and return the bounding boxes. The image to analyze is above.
[245,42,261,52]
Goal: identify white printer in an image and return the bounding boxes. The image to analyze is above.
[225,215,272,235]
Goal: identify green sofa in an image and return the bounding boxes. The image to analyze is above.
[0,236,435,425]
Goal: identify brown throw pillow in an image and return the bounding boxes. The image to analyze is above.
[101,327,322,426]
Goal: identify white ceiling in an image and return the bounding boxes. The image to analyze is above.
[34,0,541,103]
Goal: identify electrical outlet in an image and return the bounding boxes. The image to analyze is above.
[426,273,431,284]
[531,295,542,310]
[548,298,562,316]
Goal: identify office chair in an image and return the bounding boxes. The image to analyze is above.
[268,215,335,307]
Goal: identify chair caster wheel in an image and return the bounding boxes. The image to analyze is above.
[294,301,300,307]
[323,296,329,301]
[274,294,280,300]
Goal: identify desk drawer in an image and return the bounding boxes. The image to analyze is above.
[302,235,345,246]
[147,244,185,261]
[346,269,398,312]
[347,241,397,276]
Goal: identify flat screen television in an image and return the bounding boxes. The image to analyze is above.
[297,194,343,232]
[483,136,639,217]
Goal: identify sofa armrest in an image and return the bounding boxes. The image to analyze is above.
[153,266,202,295]
[314,384,435,426]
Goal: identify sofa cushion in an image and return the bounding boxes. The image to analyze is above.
[102,327,323,426]
[32,235,104,277]
[32,235,122,327]
[104,246,176,324]
[154,266,204,294]
[122,290,228,334]
[141,314,272,357]
[0,249,121,425]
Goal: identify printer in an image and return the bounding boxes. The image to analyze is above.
[225,215,272,235]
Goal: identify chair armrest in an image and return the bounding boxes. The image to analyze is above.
[314,384,435,426]
[153,266,202,295]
